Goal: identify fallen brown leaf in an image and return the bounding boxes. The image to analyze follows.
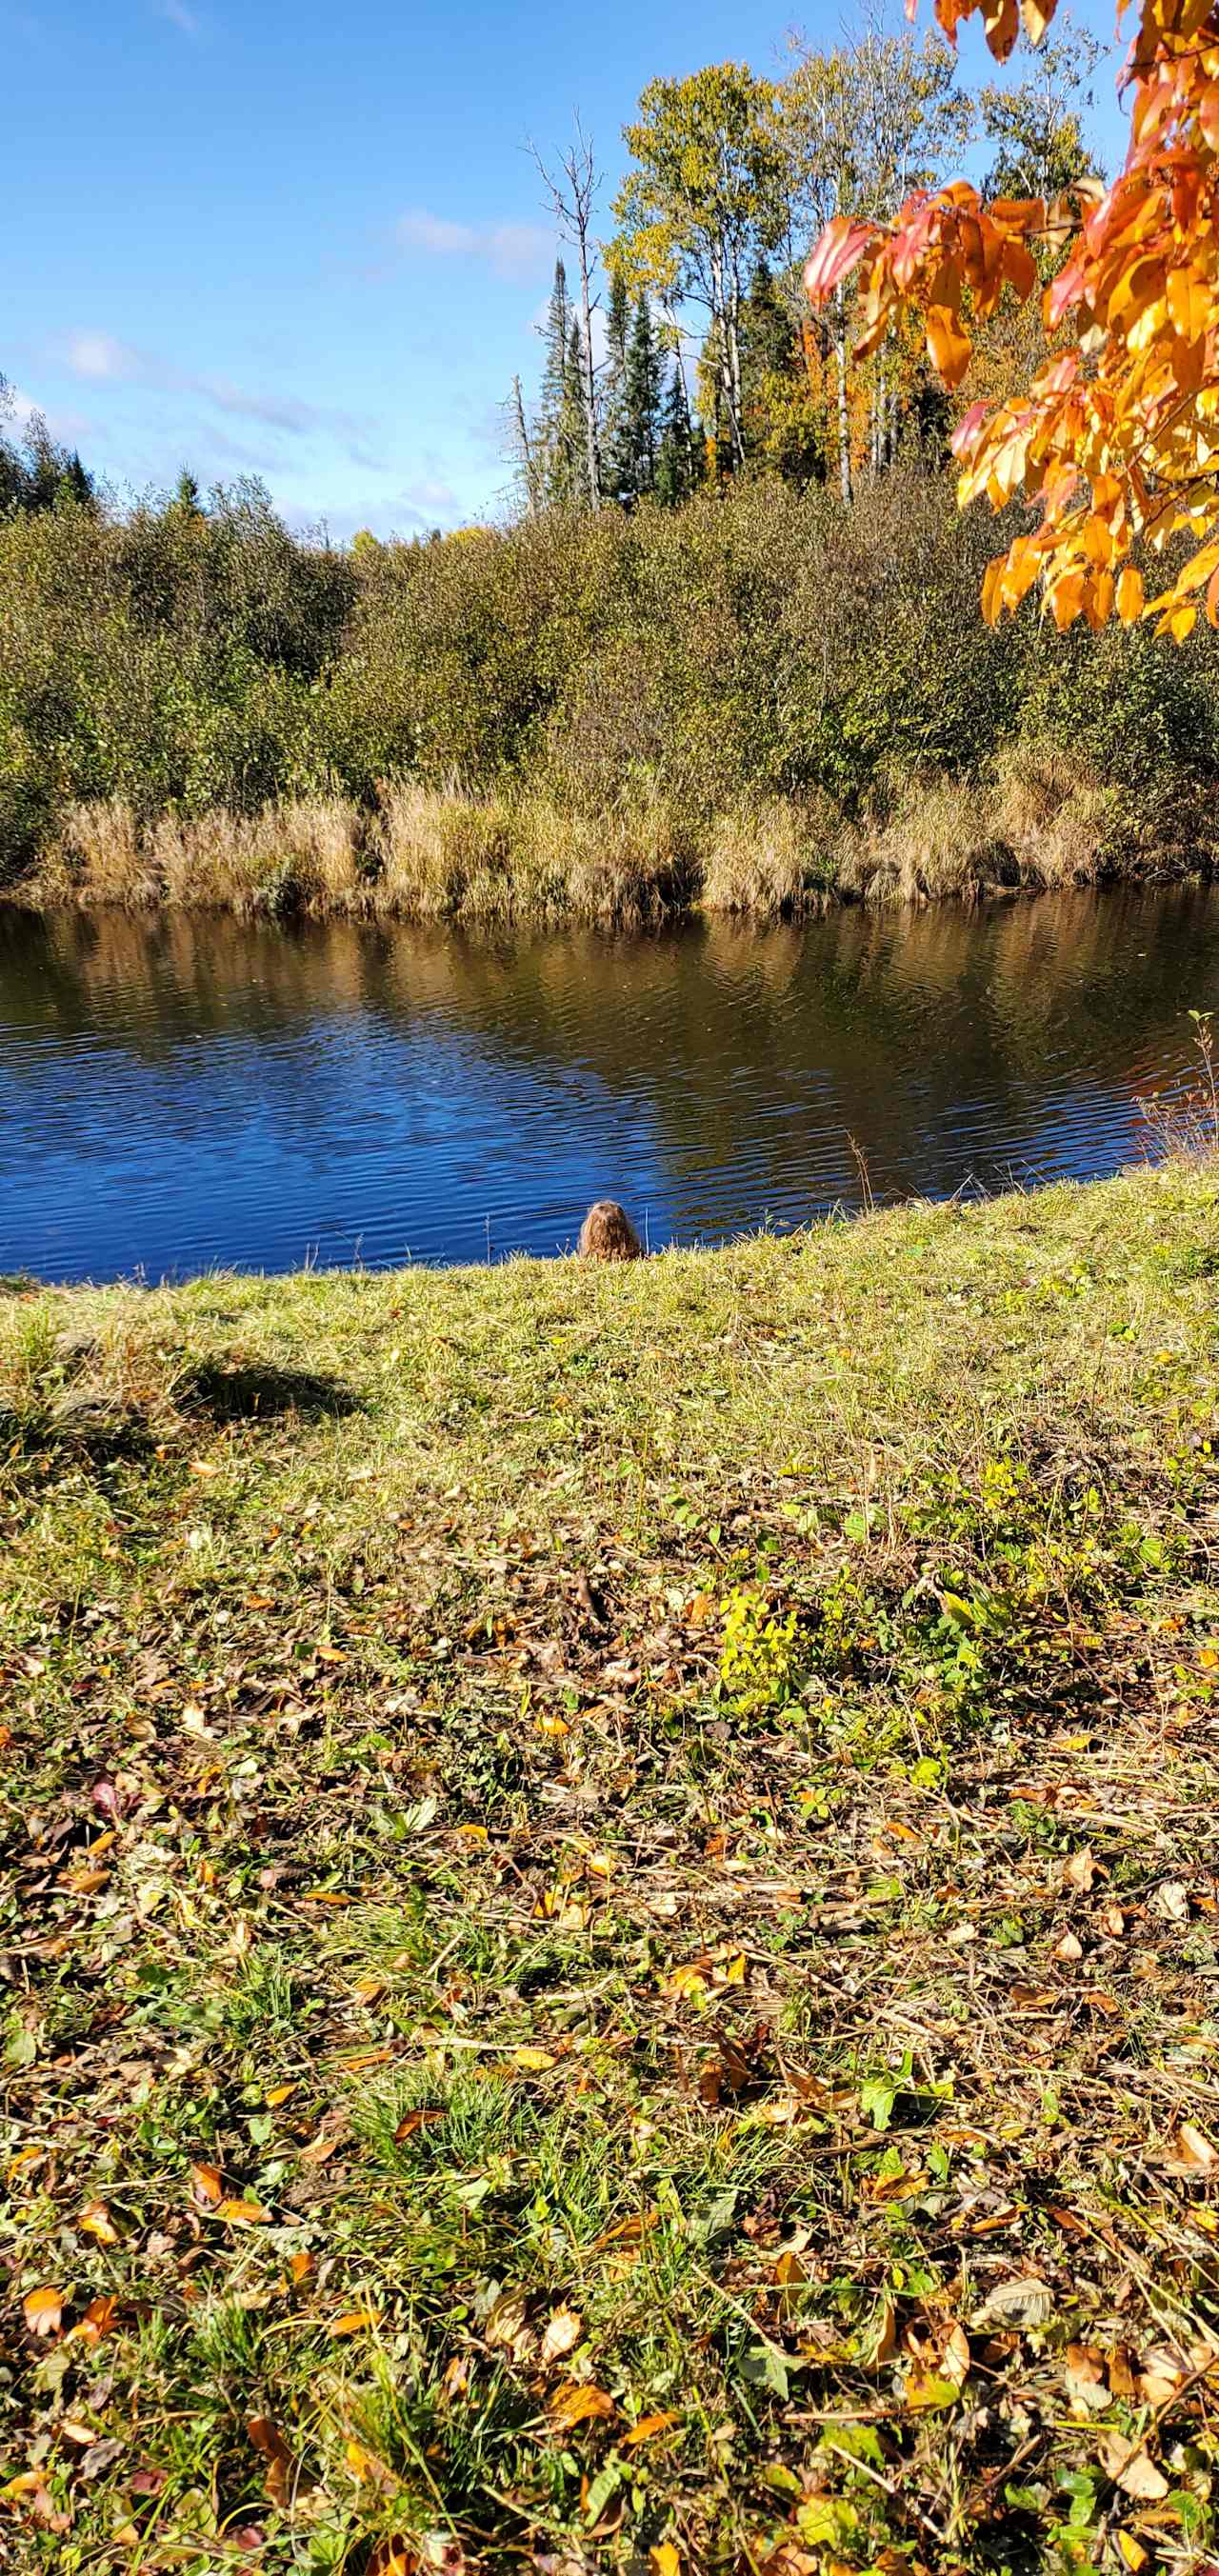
[248,2415,294,2509]
[540,2306,583,2365]
[1098,2434,1169,2501]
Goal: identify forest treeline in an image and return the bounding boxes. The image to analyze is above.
[5,469,1216,921]
[507,17,1098,511]
[2,17,1218,920]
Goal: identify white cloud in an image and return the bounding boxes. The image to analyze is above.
[65,330,140,382]
[401,473,458,513]
[55,331,373,451]
[397,209,552,283]
[204,378,321,431]
[157,0,201,33]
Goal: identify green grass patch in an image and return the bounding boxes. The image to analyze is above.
[4,1162,1219,2571]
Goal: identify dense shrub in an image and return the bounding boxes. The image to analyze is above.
[2,467,1217,894]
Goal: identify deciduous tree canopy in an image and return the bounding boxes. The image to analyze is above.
[806,0,1219,637]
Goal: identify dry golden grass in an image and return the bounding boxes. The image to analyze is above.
[12,750,1154,927]
[702,797,839,920]
[840,747,1118,908]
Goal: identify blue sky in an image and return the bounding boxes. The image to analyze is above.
[3,0,1125,541]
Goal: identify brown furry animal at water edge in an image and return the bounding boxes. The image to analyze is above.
[577,1200,643,1261]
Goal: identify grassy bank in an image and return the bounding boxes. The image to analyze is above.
[11,745,1215,929]
[4,1163,1219,2572]
[5,474,1219,923]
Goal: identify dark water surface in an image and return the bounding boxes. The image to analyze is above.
[2,886,1217,1284]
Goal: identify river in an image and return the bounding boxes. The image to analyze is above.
[1,884,1216,1283]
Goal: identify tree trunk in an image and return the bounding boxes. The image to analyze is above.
[574,239,602,509]
[834,287,852,507]
[726,270,746,469]
[709,245,744,471]
[510,376,538,514]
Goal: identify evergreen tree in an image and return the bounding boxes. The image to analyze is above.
[654,360,698,508]
[0,391,97,518]
[534,261,595,506]
[564,319,592,506]
[600,268,632,500]
[611,297,663,504]
[537,260,574,503]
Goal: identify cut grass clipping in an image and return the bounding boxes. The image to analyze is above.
[3,1160,1219,2573]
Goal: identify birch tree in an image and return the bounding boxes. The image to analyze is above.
[778,23,970,498]
[610,65,785,471]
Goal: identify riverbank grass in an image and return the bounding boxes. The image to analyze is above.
[4,1163,1219,2573]
[14,740,1203,928]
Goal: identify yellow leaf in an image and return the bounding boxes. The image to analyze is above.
[1117,2534,1149,2572]
[23,2286,62,2339]
[216,2196,272,2225]
[78,2200,119,2246]
[344,2438,394,2486]
[1115,566,1145,624]
[651,2547,682,2576]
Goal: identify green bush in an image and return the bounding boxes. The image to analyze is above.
[2,468,1216,873]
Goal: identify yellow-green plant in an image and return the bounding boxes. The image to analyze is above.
[719,1583,801,1714]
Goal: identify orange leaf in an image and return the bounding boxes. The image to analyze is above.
[1115,565,1144,624]
[624,2409,682,2447]
[330,2307,383,2336]
[190,2162,223,2207]
[74,2295,119,2344]
[549,2383,617,2430]
[1049,570,1087,630]
[926,302,972,388]
[366,2542,420,2576]
[804,218,875,304]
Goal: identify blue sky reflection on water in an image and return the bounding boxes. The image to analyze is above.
[1,884,1216,1284]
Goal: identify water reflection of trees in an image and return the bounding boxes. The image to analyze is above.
[4,885,1218,1223]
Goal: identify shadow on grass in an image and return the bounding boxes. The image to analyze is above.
[0,1354,362,1476]
[185,1358,363,1425]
